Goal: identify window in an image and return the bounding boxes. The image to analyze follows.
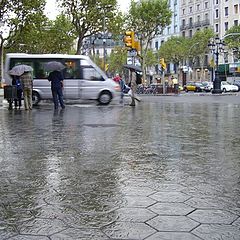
[183,9,185,15]
[225,22,229,31]
[234,4,238,14]
[205,13,209,20]
[234,20,238,26]
[204,2,208,8]
[215,23,219,32]
[81,60,103,81]
[225,7,228,16]
[63,60,81,79]
[197,15,200,22]
[215,9,219,18]
[182,19,186,26]
[197,4,200,10]
[189,17,193,27]
[155,41,159,50]
[215,0,218,4]
[189,6,192,13]
[182,31,186,37]
[189,30,193,37]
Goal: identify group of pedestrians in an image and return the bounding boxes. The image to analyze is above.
[9,70,65,111]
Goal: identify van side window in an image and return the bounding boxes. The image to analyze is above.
[82,67,103,81]
[63,60,81,79]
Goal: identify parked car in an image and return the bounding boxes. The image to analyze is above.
[202,81,213,92]
[233,80,240,91]
[184,82,203,92]
[221,81,239,92]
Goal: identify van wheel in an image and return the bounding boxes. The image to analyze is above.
[98,91,112,105]
[223,88,226,93]
[32,91,41,106]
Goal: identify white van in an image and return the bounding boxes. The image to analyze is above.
[4,53,120,105]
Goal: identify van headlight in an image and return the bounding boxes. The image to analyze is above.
[114,85,121,92]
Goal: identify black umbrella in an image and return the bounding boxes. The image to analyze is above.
[123,64,142,72]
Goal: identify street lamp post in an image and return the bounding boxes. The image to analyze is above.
[0,21,4,86]
[208,37,224,94]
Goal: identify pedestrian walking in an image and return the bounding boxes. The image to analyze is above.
[12,75,22,109]
[129,69,141,106]
[48,70,65,110]
[119,75,130,104]
[20,71,33,110]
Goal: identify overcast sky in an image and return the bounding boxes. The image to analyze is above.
[45,0,131,19]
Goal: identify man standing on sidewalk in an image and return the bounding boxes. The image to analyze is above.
[48,70,65,110]
[20,71,33,110]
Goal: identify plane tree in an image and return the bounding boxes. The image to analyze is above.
[57,0,124,54]
[126,0,172,81]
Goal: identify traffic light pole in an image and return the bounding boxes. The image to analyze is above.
[162,69,165,94]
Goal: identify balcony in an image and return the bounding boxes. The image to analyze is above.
[194,21,202,28]
[180,25,187,30]
[202,19,210,26]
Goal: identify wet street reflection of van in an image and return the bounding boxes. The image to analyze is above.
[4,53,121,105]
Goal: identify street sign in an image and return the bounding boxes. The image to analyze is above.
[127,49,137,57]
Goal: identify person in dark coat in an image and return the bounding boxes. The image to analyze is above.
[12,75,22,109]
[48,70,65,110]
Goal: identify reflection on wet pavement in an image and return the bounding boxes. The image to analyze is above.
[0,96,240,239]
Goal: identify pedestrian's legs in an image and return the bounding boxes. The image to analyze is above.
[52,89,58,109]
[14,98,18,109]
[17,90,22,108]
[57,87,65,109]
[28,88,32,110]
[120,92,124,104]
[23,88,29,110]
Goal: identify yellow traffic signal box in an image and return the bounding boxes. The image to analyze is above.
[160,58,167,70]
[124,31,135,49]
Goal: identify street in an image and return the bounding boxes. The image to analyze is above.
[0,94,240,240]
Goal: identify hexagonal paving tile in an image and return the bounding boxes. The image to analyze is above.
[121,186,156,196]
[102,221,156,239]
[114,208,157,222]
[123,196,157,208]
[150,183,187,192]
[149,202,195,216]
[51,228,109,240]
[147,216,199,232]
[185,197,231,209]
[192,224,240,240]
[149,191,191,203]
[145,232,202,240]
[232,217,240,227]
[188,209,238,224]
[19,218,67,236]
[7,236,49,240]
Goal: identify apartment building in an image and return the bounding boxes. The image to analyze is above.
[215,0,240,39]
[151,0,180,77]
[180,0,212,38]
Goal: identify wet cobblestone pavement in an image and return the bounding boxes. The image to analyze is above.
[0,95,240,240]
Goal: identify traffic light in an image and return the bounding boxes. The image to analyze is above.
[124,31,135,49]
[160,58,167,70]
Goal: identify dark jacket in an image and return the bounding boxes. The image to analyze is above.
[48,71,64,89]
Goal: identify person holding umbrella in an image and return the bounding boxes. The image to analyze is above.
[9,64,34,110]
[20,71,33,110]
[46,62,65,110]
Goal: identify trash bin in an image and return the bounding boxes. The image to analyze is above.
[4,85,17,99]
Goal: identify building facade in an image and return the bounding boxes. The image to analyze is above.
[151,0,240,82]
